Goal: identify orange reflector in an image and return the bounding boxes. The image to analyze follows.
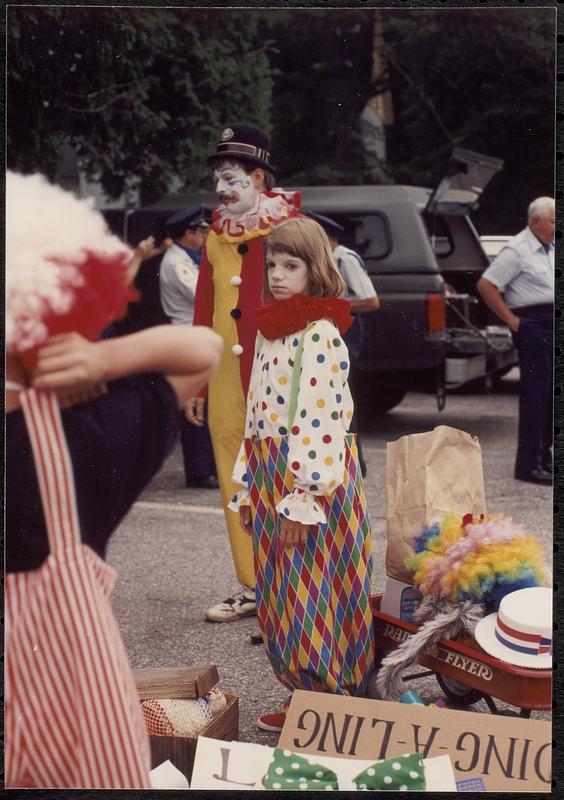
[426,293,445,331]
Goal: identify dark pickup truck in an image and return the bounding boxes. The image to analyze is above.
[106,159,517,417]
[290,183,518,416]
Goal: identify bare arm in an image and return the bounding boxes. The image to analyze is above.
[31,326,223,408]
[476,277,520,332]
[126,236,173,284]
[349,296,380,314]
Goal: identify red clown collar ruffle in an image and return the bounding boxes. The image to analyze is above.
[212,191,301,243]
[256,293,353,340]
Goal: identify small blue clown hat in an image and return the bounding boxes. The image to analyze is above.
[165,204,209,237]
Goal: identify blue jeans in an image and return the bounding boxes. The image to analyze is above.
[512,305,553,474]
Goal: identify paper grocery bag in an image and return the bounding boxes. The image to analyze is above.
[385,425,486,583]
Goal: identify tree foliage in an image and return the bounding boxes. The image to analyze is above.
[260,8,554,231]
[380,8,555,231]
[7,7,554,230]
[7,7,273,201]
[258,9,383,186]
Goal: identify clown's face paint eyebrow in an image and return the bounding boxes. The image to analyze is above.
[213,161,260,217]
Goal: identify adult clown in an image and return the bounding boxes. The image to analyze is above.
[188,123,300,622]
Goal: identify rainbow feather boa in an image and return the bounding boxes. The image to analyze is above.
[406,512,549,611]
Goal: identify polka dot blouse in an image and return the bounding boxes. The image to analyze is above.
[229,319,354,525]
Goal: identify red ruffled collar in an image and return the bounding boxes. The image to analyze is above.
[256,294,353,340]
[211,191,300,243]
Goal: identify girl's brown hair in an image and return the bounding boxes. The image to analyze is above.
[262,216,347,301]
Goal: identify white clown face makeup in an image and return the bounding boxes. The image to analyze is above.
[213,160,260,217]
[266,251,311,299]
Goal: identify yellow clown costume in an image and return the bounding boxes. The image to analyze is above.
[193,191,300,588]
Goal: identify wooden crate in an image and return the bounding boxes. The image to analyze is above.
[147,693,239,780]
[134,665,219,700]
[133,665,239,781]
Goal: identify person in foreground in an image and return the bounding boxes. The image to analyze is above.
[477,196,554,486]
[228,216,375,732]
[5,171,223,789]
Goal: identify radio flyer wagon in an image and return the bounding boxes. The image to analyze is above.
[370,594,552,718]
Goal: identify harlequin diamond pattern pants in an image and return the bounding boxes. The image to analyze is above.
[245,434,374,695]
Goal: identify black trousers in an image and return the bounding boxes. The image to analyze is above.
[512,304,553,474]
[180,408,216,482]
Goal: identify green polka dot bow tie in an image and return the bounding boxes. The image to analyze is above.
[264,747,426,791]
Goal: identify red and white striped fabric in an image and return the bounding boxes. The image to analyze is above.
[5,389,151,789]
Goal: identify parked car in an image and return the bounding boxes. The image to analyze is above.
[480,235,512,261]
[105,154,517,416]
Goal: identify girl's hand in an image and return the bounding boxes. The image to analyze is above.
[240,506,253,535]
[279,516,309,547]
[31,333,107,391]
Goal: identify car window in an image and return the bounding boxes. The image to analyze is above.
[325,213,391,259]
[422,211,454,258]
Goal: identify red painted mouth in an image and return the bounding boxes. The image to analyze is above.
[219,193,239,204]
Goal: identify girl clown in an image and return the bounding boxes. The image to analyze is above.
[229,216,375,730]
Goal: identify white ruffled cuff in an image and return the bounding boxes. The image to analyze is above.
[228,488,251,513]
[275,489,327,526]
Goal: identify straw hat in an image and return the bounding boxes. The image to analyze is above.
[473,587,552,669]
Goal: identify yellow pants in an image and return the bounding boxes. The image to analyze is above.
[208,370,255,590]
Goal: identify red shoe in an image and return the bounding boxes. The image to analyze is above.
[257,710,287,732]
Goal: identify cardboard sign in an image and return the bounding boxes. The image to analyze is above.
[191,738,270,790]
[279,691,551,793]
[149,759,190,789]
[190,736,456,791]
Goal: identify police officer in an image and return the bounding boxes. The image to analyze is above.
[477,196,554,485]
[160,204,218,488]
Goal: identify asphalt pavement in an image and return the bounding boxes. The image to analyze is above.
[107,368,552,746]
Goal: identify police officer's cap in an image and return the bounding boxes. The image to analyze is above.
[303,209,344,237]
[208,123,274,174]
[165,204,210,232]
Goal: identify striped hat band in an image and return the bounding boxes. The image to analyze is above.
[216,142,271,164]
[495,616,552,657]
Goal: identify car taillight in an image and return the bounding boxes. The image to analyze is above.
[426,293,445,331]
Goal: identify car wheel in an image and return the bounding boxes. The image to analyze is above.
[352,371,408,421]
